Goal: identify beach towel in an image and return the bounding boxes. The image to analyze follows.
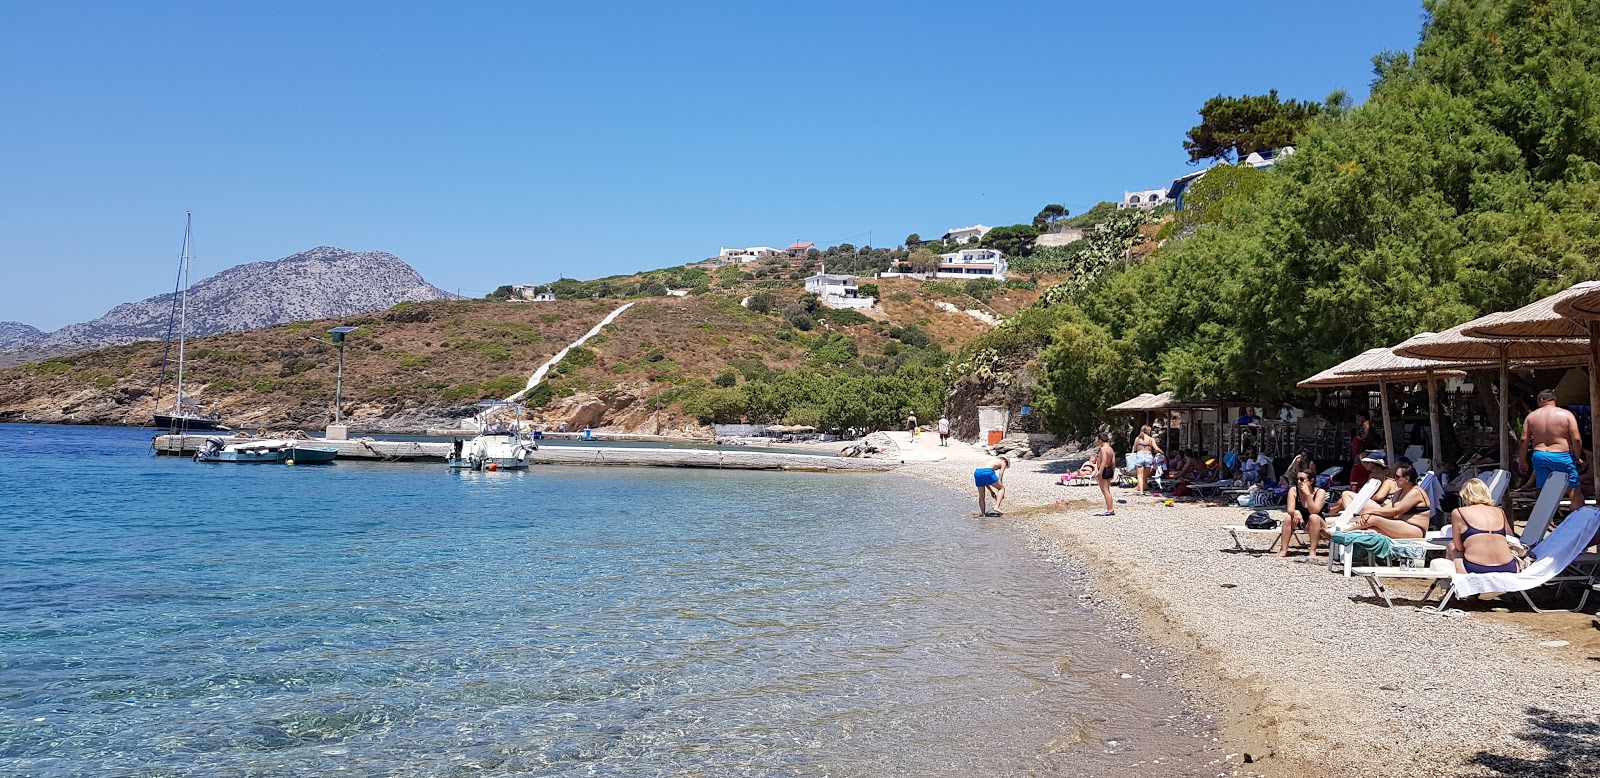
[1330,530,1393,562]
[1452,507,1600,597]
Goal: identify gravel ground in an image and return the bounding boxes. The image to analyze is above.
[889,433,1600,778]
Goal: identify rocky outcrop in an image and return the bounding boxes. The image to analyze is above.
[4,247,456,362]
[534,380,711,437]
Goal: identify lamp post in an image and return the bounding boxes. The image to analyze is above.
[310,327,358,439]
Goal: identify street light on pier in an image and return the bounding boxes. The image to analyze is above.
[309,326,359,439]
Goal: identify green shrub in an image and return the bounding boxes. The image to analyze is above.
[819,308,872,326]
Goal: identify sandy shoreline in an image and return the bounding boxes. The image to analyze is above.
[884,431,1600,778]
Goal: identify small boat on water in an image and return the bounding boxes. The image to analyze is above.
[193,437,339,464]
[447,401,537,471]
[195,437,291,463]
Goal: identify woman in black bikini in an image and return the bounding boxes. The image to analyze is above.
[1352,464,1429,539]
[1446,477,1520,574]
[1093,432,1116,516]
[1278,470,1328,559]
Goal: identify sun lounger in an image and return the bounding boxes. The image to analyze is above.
[1481,469,1511,506]
[1357,507,1600,611]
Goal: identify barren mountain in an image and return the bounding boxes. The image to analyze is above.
[0,322,44,351]
[9,246,456,360]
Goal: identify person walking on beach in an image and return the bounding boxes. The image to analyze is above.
[1130,425,1163,496]
[1094,432,1117,516]
[937,416,950,446]
[974,455,1008,516]
[1521,390,1585,508]
[907,413,919,438]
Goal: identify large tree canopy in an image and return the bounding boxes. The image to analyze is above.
[1183,89,1321,163]
[1018,0,1600,435]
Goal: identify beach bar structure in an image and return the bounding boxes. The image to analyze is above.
[1396,320,1587,467]
[1296,340,1468,470]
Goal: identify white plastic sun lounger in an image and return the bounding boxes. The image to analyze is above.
[1357,507,1600,611]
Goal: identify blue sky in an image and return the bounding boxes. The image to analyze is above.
[0,1,1426,330]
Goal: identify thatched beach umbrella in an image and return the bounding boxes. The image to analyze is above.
[1465,281,1600,480]
[1395,323,1588,466]
[1298,342,1469,469]
[1106,393,1159,413]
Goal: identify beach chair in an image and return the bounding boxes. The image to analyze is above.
[1403,445,1424,463]
[1414,457,1432,476]
[1357,507,1600,611]
[1316,466,1343,488]
[1515,477,1568,549]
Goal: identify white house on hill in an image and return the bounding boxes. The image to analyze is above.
[941,224,992,244]
[717,246,786,262]
[804,268,875,309]
[937,248,1007,280]
[1119,188,1172,209]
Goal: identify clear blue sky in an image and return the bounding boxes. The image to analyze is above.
[0,0,1426,330]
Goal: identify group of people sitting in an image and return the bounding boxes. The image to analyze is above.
[1277,450,1519,574]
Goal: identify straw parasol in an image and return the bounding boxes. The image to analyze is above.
[1298,342,1470,468]
[1107,393,1159,413]
[1466,281,1600,482]
[1395,322,1589,466]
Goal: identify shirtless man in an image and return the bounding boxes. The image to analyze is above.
[1520,389,1585,507]
[974,456,1009,516]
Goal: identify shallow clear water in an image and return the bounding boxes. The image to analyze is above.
[1,424,1215,776]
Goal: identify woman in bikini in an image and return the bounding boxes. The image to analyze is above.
[1445,477,1520,574]
[1130,425,1163,496]
[1093,432,1117,516]
[1327,452,1398,521]
[1352,464,1430,539]
[1279,470,1329,560]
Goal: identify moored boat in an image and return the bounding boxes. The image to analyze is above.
[447,401,536,470]
[194,437,292,463]
[285,443,338,464]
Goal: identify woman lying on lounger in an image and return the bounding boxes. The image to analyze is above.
[1445,477,1521,574]
[1351,464,1430,539]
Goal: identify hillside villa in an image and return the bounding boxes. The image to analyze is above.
[787,242,815,256]
[882,247,1008,281]
[940,224,992,244]
[717,246,786,262]
[804,268,876,309]
[510,284,556,302]
[1119,188,1173,209]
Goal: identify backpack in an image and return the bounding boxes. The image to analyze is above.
[1244,510,1277,530]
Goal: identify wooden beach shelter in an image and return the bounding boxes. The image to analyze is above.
[1395,321,1588,466]
[1465,280,1600,479]
[1297,343,1468,470]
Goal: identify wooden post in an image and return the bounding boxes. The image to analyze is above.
[1589,322,1600,486]
[1499,351,1512,470]
[1427,371,1442,475]
[1380,382,1395,467]
[1216,405,1225,461]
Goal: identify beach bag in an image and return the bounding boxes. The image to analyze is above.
[1245,510,1277,530]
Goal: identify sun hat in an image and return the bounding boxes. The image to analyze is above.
[1359,450,1387,466]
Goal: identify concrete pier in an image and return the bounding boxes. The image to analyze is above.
[152,434,902,472]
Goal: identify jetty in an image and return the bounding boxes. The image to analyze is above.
[151,434,902,472]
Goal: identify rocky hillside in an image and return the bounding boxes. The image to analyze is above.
[0,322,44,351]
[0,258,1057,434]
[3,247,456,362]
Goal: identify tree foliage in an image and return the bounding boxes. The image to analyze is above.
[1183,89,1321,163]
[1030,0,1600,434]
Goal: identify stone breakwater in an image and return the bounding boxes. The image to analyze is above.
[888,431,1600,778]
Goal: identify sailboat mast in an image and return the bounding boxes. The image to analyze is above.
[174,212,191,413]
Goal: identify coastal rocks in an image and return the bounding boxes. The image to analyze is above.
[534,381,710,437]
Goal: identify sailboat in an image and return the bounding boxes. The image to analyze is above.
[153,212,230,432]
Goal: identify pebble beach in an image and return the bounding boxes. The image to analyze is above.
[887,432,1600,778]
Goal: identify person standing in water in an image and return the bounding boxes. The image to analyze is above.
[1094,432,1117,516]
[974,456,1009,516]
[937,416,951,446]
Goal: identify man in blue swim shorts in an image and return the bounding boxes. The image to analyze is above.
[974,456,1009,517]
[1521,389,1585,507]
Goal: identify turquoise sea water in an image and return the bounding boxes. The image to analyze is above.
[1,424,1215,776]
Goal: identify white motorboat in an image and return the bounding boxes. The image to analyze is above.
[447,401,537,470]
[194,437,293,463]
